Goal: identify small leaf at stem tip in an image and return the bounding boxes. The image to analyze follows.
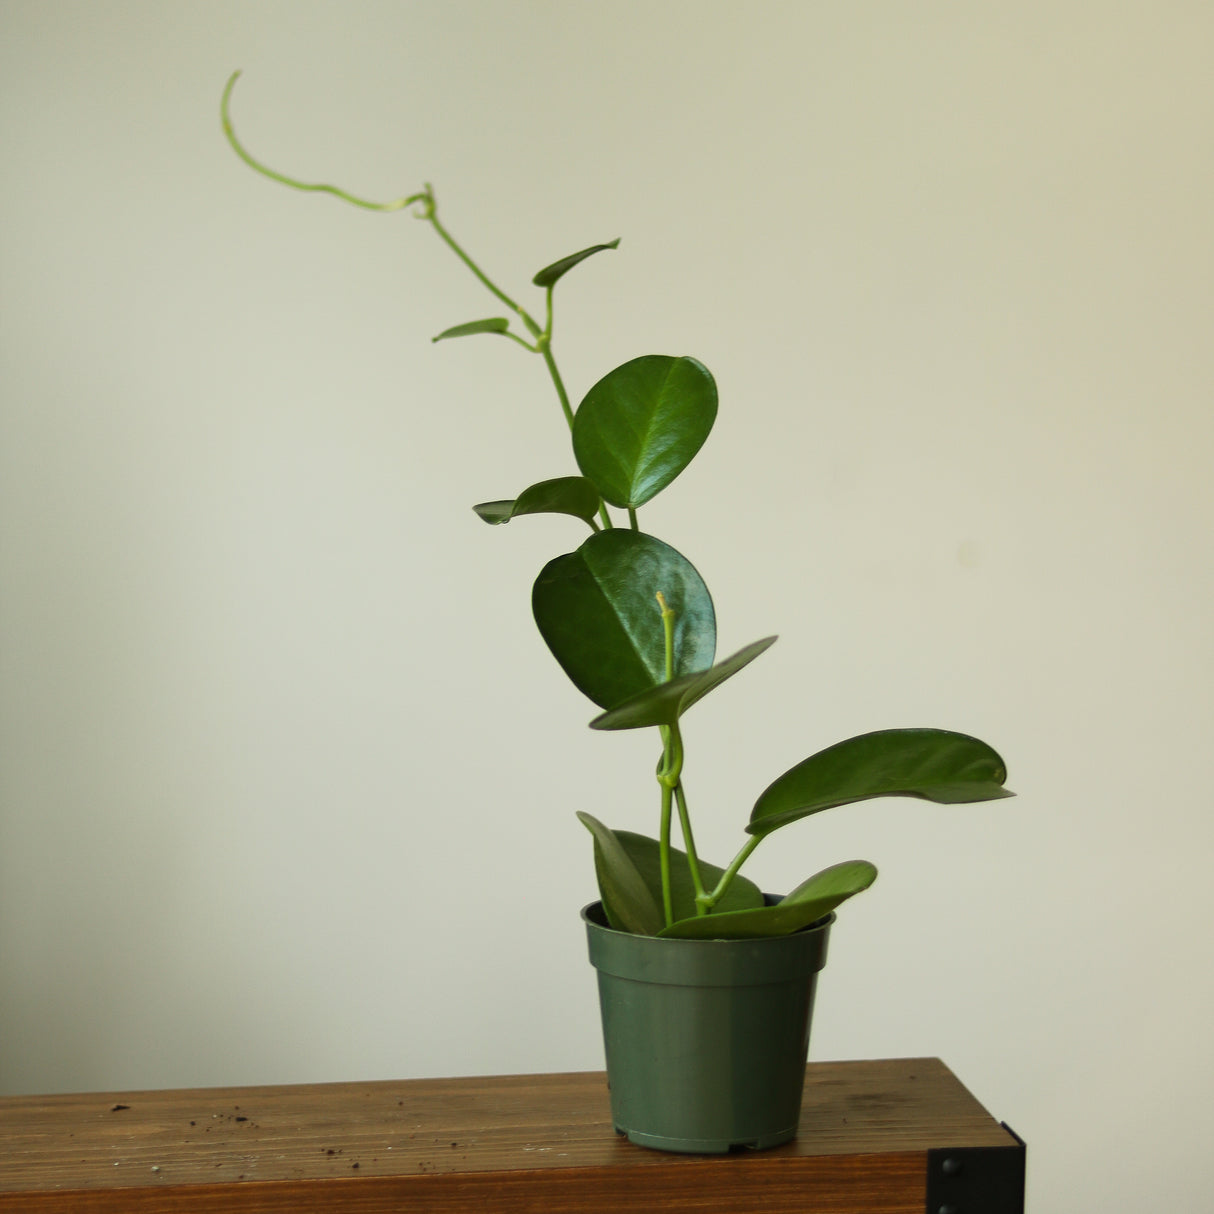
[531,239,621,288]
[472,478,601,527]
[432,317,511,342]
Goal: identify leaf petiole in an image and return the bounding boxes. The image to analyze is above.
[673,779,707,913]
[503,331,542,353]
[698,834,763,913]
[659,781,674,927]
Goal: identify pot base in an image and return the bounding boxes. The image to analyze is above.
[615,1122,797,1154]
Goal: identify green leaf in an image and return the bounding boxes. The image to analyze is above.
[432,317,511,342]
[659,860,878,939]
[611,829,765,921]
[572,355,717,509]
[748,729,1013,838]
[532,529,715,709]
[472,477,601,526]
[576,812,663,936]
[532,239,620,288]
[589,636,777,730]
[470,500,514,524]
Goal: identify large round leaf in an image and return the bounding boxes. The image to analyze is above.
[572,355,717,509]
[748,729,1013,838]
[532,530,715,709]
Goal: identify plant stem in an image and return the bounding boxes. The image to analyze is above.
[220,76,524,320]
[423,226,619,527]
[659,709,706,912]
[659,782,674,928]
[502,331,542,353]
[656,722,706,924]
[427,209,540,334]
[534,339,575,429]
[673,778,708,913]
[539,295,612,528]
[428,201,623,528]
[221,73,426,214]
[222,71,616,528]
[699,835,763,913]
[653,592,700,926]
[656,592,675,682]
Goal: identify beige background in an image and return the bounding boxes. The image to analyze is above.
[3,3,1212,1209]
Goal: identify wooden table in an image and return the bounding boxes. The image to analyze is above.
[0,1058,1024,1212]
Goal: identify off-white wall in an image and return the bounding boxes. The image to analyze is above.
[3,2,1211,1208]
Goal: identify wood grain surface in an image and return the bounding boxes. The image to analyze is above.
[0,1058,1018,1212]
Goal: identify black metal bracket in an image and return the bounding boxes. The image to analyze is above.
[925,1122,1026,1214]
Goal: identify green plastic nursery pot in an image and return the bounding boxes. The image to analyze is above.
[582,901,833,1154]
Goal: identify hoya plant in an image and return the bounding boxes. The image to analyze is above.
[222,73,1013,940]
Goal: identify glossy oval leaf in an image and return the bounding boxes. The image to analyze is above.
[748,729,1013,838]
[589,636,777,730]
[532,529,715,709]
[659,860,878,939]
[576,813,663,936]
[572,355,717,509]
[432,317,511,342]
[472,477,600,526]
[532,239,620,288]
[611,829,765,922]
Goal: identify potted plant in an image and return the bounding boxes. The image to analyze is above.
[221,72,1014,1154]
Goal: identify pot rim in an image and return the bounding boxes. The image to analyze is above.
[580,899,835,942]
